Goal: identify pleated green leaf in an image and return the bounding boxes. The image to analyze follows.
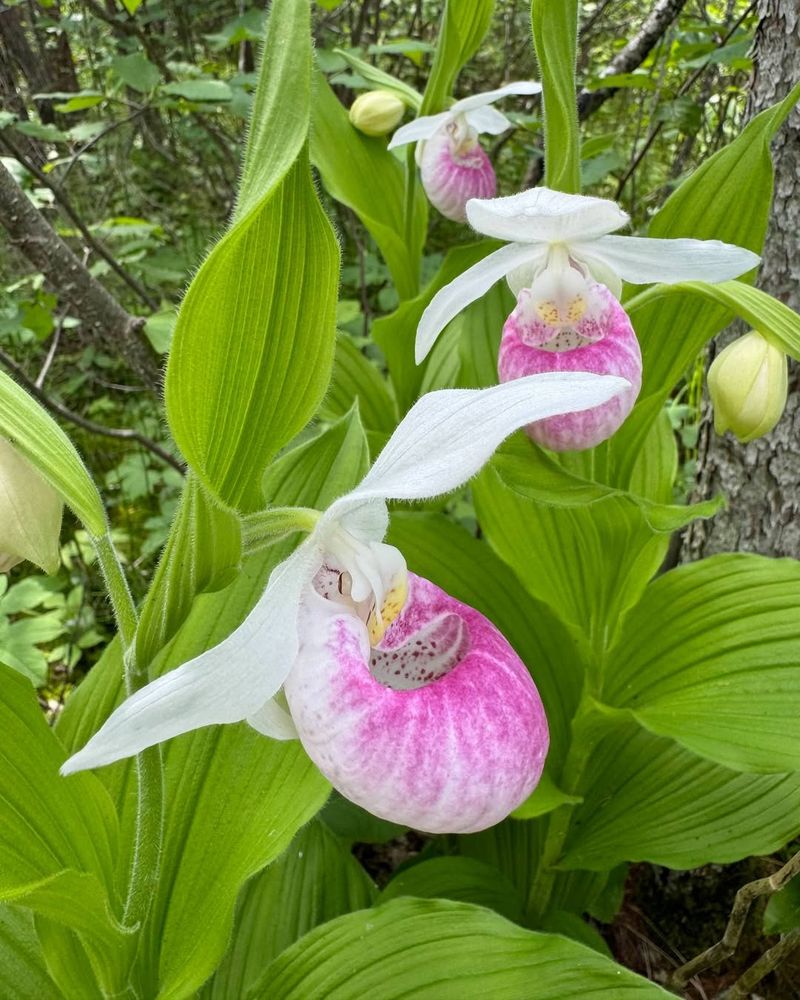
[55,411,370,1000]
[421,0,495,114]
[334,49,422,109]
[202,821,375,999]
[247,898,670,998]
[602,554,800,773]
[492,433,722,533]
[0,371,105,535]
[310,73,426,301]
[610,82,800,486]
[639,279,800,361]
[382,857,525,925]
[0,906,62,1000]
[531,0,580,192]
[560,722,800,871]
[166,0,339,510]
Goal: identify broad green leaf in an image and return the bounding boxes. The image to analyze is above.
[203,821,375,999]
[249,898,671,998]
[763,878,800,935]
[388,512,588,774]
[639,279,800,361]
[34,918,102,1000]
[334,49,422,108]
[135,474,241,669]
[0,664,126,991]
[511,772,581,820]
[420,1,495,114]
[610,82,800,485]
[473,464,668,650]
[560,722,800,871]
[456,281,514,388]
[166,0,339,510]
[121,0,143,13]
[602,554,800,773]
[320,793,406,844]
[56,411,370,1000]
[0,370,105,535]
[531,0,579,192]
[317,334,398,448]
[54,93,105,113]
[491,433,722,533]
[0,906,62,1000]
[111,53,160,93]
[310,73,426,301]
[372,241,497,413]
[382,857,525,925]
[161,79,234,102]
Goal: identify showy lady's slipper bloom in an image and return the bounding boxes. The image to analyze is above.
[708,330,788,442]
[0,437,62,574]
[349,90,406,137]
[62,372,629,833]
[416,188,760,450]
[388,82,541,223]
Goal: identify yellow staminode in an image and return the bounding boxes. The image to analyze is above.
[367,572,409,646]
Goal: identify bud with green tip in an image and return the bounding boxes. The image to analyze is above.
[349,90,405,137]
[0,437,63,574]
[708,330,788,442]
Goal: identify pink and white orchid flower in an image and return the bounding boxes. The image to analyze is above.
[415,188,760,450]
[61,372,628,833]
[388,82,540,223]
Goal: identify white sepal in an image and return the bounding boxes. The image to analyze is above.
[466,188,629,244]
[328,372,629,518]
[464,105,512,135]
[247,696,299,741]
[451,81,541,114]
[61,543,321,774]
[582,234,761,285]
[388,111,450,149]
[416,242,544,362]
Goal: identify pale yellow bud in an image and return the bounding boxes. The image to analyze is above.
[349,90,405,137]
[708,331,788,442]
[0,438,63,574]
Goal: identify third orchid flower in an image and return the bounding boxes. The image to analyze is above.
[416,188,760,451]
[62,371,628,833]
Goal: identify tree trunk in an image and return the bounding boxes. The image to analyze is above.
[682,0,800,561]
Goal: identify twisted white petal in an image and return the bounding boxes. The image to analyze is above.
[416,242,544,362]
[581,234,761,285]
[60,544,320,773]
[451,81,541,114]
[464,105,513,135]
[388,111,450,149]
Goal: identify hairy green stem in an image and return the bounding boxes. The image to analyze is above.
[241,505,321,553]
[92,532,164,939]
[403,143,420,298]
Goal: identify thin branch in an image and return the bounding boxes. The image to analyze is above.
[577,0,690,120]
[670,847,800,990]
[0,158,160,391]
[0,131,158,311]
[722,927,800,999]
[35,321,61,388]
[59,105,147,184]
[0,347,183,474]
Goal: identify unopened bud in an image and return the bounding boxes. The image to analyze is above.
[349,90,405,137]
[0,438,62,574]
[708,331,788,442]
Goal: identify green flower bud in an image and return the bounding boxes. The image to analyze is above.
[708,330,788,442]
[0,438,62,574]
[349,90,405,137]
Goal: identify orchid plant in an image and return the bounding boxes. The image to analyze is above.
[2,1,800,998]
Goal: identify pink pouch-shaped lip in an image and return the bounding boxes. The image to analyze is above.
[498,283,642,451]
[285,573,549,834]
[420,127,496,223]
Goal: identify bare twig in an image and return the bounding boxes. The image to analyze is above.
[670,847,800,990]
[0,159,160,391]
[35,321,61,389]
[0,131,159,311]
[721,927,800,998]
[0,347,183,474]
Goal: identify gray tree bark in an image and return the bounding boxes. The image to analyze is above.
[682,0,800,560]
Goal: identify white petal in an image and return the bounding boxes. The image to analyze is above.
[583,234,761,285]
[247,696,298,741]
[415,242,544,362]
[451,81,541,114]
[466,188,629,244]
[328,372,629,516]
[388,112,451,149]
[464,105,512,135]
[60,544,321,774]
